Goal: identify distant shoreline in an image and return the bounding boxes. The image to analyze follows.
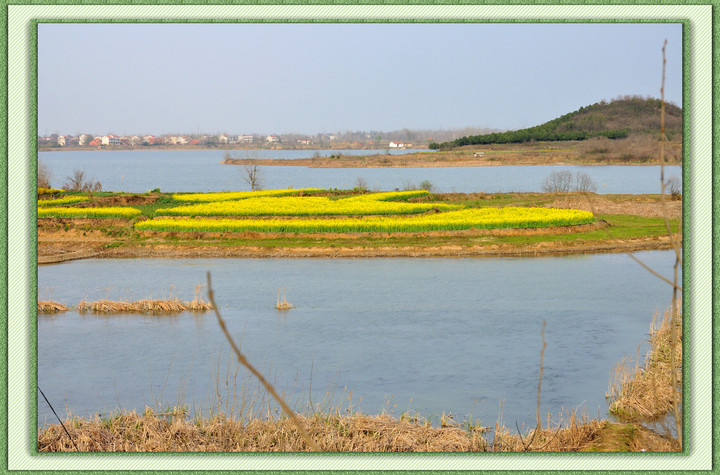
[40,140,682,168]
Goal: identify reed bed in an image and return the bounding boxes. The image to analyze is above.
[37,407,610,452]
[38,206,142,218]
[38,196,89,207]
[76,298,213,314]
[172,188,324,203]
[606,303,682,421]
[37,301,69,314]
[137,207,595,234]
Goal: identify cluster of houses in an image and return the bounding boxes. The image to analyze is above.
[39,134,203,147]
[39,133,413,149]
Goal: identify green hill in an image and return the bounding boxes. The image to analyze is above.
[435,96,682,149]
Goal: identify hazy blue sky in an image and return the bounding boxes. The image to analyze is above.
[38,22,682,136]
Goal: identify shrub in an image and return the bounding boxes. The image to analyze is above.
[419,180,434,192]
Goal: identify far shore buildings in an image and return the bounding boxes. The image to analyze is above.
[266,135,280,143]
[389,141,409,148]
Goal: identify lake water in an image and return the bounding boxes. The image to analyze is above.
[38,251,679,429]
[38,149,681,195]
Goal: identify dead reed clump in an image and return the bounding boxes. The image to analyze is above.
[490,408,604,452]
[606,303,682,423]
[38,409,495,452]
[38,301,69,314]
[276,288,295,310]
[76,298,214,314]
[37,408,617,452]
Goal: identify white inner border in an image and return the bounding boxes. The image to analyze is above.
[8,4,713,471]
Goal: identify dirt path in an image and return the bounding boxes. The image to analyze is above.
[38,234,676,263]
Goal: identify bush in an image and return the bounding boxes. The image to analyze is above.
[419,180,434,192]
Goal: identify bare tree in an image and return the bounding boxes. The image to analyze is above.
[543,170,596,193]
[573,172,598,193]
[38,160,52,188]
[542,170,573,192]
[63,169,102,192]
[354,176,368,191]
[242,161,264,191]
[665,176,681,200]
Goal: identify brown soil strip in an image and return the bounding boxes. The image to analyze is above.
[36,235,674,262]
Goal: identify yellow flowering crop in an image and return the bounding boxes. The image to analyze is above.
[38,196,89,207]
[156,195,459,217]
[172,188,324,202]
[38,187,64,195]
[38,207,142,218]
[342,190,431,201]
[137,207,594,233]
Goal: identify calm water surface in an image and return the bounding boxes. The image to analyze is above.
[38,252,678,428]
[39,149,681,194]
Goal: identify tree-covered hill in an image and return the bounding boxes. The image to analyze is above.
[433,96,682,149]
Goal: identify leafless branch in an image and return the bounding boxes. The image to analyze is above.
[206,272,320,451]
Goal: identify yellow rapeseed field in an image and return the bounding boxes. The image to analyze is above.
[38,196,89,207]
[172,188,323,202]
[38,207,142,218]
[136,207,594,233]
[155,195,459,217]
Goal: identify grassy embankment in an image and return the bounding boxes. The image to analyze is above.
[37,188,680,261]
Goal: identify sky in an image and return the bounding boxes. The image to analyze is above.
[38,22,683,137]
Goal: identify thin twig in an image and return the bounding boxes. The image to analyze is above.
[659,39,682,448]
[206,272,320,451]
[536,320,547,430]
[39,386,80,452]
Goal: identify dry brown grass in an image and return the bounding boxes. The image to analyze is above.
[37,407,612,453]
[77,298,213,314]
[276,288,295,310]
[576,134,682,164]
[76,285,214,314]
[606,303,682,423]
[38,301,69,314]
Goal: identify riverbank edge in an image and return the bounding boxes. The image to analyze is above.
[38,236,675,264]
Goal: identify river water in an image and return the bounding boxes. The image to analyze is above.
[38,149,681,194]
[38,251,678,429]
